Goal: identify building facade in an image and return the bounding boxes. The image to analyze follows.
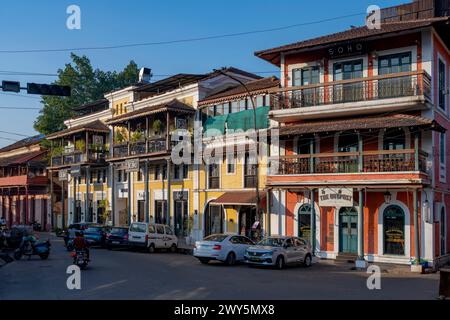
[255,6,450,267]
[0,135,52,230]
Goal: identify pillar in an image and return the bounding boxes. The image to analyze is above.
[167,159,172,227]
[127,171,131,225]
[310,189,316,256]
[85,167,90,222]
[61,180,65,228]
[110,164,115,226]
[73,175,77,224]
[413,189,420,264]
[358,189,365,260]
[144,160,150,223]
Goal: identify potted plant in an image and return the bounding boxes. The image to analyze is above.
[114,131,125,144]
[75,140,86,152]
[152,119,163,136]
[51,146,64,157]
[130,130,144,143]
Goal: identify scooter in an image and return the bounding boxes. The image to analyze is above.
[71,249,89,270]
[14,236,51,260]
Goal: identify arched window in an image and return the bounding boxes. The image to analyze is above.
[383,128,406,151]
[383,205,405,255]
[298,204,311,239]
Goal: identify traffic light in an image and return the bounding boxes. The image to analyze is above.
[27,83,71,97]
[1,81,21,93]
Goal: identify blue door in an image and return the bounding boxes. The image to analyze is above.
[339,207,358,254]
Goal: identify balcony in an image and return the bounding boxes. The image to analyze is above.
[268,149,430,187]
[0,175,48,187]
[111,137,168,160]
[271,71,431,121]
[51,149,107,168]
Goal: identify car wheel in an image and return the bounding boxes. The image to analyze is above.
[199,258,210,264]
[148,244,155,253]
[275,256,285,270]
[170,244,177,253]
[225,252,236,266]
[304,254,312,267]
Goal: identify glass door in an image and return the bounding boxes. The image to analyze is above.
[333,60,363,103]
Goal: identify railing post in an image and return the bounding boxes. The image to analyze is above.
[309,137,315,174]
[414,131,419,171]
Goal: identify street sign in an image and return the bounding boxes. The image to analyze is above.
[319,187,353,207]
[58,169,68,181]
[1,81,20,93]
[125,159,140,173]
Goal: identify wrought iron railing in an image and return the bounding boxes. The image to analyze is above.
[272,71,431,110]
[111,137,168,159]
[273,149,428,175]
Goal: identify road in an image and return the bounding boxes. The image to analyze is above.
[0,234,440,300]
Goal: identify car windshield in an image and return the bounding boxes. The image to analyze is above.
[257,238,285,247]
[204,235,227,242]
[130,223,146,233]
[111,228,127,234]
[85,227,102,233]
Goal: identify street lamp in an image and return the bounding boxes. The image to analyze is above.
[213,68,261,240]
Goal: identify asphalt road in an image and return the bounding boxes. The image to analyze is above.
[0,234,441,300]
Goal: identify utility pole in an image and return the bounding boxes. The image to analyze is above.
[214,69,261,240]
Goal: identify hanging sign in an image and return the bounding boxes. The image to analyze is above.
[319,187,353,207]
[125,159,140,173]
[58,169,68,181]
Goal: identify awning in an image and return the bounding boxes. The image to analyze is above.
[211,191,266,206]
[279,114,446,136]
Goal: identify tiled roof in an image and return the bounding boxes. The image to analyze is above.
[199,77,280,106]
[278,114,446,136]
[105,100,195,125]
[255,17,449,65]
[0,135,44,153]
[0,150,46,167]
[46,120,109,140]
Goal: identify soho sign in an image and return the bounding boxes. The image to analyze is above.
[328,42,365,58]
[319,187,353,207]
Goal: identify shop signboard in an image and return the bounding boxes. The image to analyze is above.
[319,187,353,207]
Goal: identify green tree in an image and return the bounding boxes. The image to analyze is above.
[34,53,139,135]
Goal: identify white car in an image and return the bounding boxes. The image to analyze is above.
[193,234,255,265]
[128,222,178,253]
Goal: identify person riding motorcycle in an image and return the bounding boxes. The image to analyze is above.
[73,231,90,260]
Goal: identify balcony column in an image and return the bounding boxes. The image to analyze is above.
[127,170,131,225]
[61,179,65,228]
[17,187,21,224]
[309,137,314,173]
[85,167,90,223]
[358,132,363,172]
[413,188,420,265]
[25,187,29,225]
[310,189,316,256]
[73,174,77,224]
[144,160,150,224]
[414,131,419,171]
[127,122,131,156]
[266,189,271,237]
[145,117,149,154]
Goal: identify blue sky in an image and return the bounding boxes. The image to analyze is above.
[0,0,404,147]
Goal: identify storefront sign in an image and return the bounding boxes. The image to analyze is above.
[58,169,68,181]
[125,159,140,173]
[118,188,128,199]
[70,166,81,177]
[319,187,353,207]
[328,42,365,58]
[136,191,145,201]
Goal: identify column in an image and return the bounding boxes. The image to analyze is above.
[61,180,65,228]
[110,164,115,226]
[127,171,131,225]
[358,132,363,172]
[50,171,54,229]
[266,189,271,236]
[358,189,365,261]
[144,160,150,223]
[414,131,420,171]
[85,167,90,222]
[73,175,77,224]
[310,189,316,256]
[309,137,314,173]
[413,189,420,264]
[167,159,172,227]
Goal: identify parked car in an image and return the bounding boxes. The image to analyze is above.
[63,223,95,246]
[83,225,109,247]
[244,236,312,269]
[105,227,129,249]
[194,234,255,265]
[128,222,178,253]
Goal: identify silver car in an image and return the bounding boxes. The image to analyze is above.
[244,236,312,269]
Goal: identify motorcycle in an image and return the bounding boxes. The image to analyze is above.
[14,236,51,260]
[30,221,42,232]
[71,249,89,270]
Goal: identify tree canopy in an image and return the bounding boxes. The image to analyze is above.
[34,53,139,135]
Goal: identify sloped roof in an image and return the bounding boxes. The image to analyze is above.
[0,135,44,153]
[46,120,109,140]
[0,150,46,167]
[105,100,195,125]
[278,114,446,136]
[255,17,449,65]
[199,77,280,106]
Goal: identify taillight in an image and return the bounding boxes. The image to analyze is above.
[124,234,129,240]
[145,235,149,242]
[213,245,222,250]
[70,252,76,257]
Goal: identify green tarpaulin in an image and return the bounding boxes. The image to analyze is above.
[203,114,228,137]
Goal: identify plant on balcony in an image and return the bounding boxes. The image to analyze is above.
[152,119,163,135]
[51,146,64,157]
[114,131,125,144]
[75,140,86,152]
[130,130,144,143]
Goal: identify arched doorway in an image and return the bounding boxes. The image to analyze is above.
[441,207,446,256]
[383,205,405,255]
[339,207,358,254]
[297,204,311,240]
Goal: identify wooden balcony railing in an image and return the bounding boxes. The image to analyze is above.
[273,149,428,175]
[112,137,168,159]
[272,70,431,110]
[51,149,107,167]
